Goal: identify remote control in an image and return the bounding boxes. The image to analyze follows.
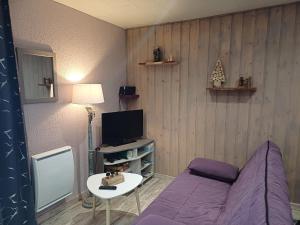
[99,185,117,190]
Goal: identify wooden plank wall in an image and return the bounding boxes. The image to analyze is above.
[126,3,300,202]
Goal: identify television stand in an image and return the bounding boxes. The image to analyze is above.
[110,139,137,147]
[96,139,155,183]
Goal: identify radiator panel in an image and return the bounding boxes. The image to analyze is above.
[32,146,74,212]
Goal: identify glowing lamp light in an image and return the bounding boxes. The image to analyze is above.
[66,71,85,82]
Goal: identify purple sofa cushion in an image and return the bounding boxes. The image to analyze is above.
[132,170,231,225]
[216,141,293,225]
[266,142,293,225]
[188,157,239,184]
[136,215,186,225]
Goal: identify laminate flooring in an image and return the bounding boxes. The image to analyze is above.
[40,174,174,225]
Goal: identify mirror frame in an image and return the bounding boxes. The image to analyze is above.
[16,48,58,104]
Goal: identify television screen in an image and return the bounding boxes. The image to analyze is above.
[102,110,143,146]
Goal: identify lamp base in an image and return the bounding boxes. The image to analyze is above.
[82,194,101,209]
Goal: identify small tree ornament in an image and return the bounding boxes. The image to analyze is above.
[210,59,225,88]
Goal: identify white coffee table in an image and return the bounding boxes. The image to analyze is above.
[87,172,143,225]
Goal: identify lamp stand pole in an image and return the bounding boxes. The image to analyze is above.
[82,106,101,208]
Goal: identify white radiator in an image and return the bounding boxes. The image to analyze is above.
[32,146,74,212]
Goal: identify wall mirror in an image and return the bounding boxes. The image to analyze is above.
[16,48,58,104]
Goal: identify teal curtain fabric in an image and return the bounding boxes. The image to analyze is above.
[0,1,37,225]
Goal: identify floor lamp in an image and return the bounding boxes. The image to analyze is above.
[72,84,104,208]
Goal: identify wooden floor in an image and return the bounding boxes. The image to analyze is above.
[40,174,174,225]
[292,203,300,223]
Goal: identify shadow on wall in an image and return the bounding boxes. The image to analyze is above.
[14,38,53,52]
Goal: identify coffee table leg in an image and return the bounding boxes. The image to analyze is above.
[106,199,111,225]
[93,195,96,218]
[135,188,141,215]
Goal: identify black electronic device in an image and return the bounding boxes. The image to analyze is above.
[99,185,117,190]
[119,86,136,96]
[102,110,143,146]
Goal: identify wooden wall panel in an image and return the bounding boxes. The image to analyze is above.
[126,3,300,202]
[247,9,269,158]
[214,15,231,162]
[178,21,190,173]
[292,4,300,201]
[224,13,243,165]
[195,19,210,162]
[169,23,181,175]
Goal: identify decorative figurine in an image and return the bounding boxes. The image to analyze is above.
[167,55,174,62]
[238,76,252,88]
[102,170,124,186]
[153,47,162,62]
[210,59,226,88]
[238,77,245,87]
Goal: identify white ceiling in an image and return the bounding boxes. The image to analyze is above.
[53,0,297,29]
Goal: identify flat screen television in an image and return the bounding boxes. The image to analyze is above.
[102,109,143,146]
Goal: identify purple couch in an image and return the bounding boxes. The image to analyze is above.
[133,141,293,225]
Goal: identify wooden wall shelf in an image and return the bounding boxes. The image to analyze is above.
[139,61,179,66]
[119,94,140,100]
[207,87,257,92]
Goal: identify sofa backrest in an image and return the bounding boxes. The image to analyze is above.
[217,141,293,225]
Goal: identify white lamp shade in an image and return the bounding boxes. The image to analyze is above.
[72,84,104,104]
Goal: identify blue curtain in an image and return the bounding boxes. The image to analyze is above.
[0,1,37,225]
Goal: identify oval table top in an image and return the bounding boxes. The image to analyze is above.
[87,173,143,199]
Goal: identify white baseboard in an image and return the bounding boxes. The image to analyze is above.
[291,202,300,221]
[291,202,300,210]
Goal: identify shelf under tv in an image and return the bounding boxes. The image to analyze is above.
[98,138,155,184]
[103,150,153,166]
[100,139,153,154]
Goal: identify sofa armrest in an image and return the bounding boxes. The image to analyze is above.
[188,157,239,183]
[135,215,186,225]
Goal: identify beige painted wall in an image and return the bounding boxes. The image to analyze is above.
[9,0,126,199]
[127,3,300,202]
